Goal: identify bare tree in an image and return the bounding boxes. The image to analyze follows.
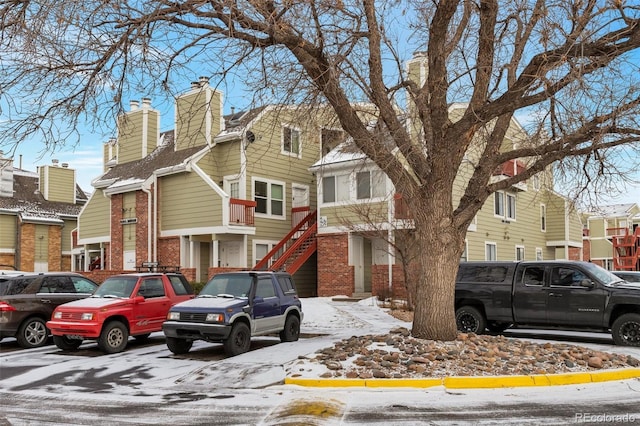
[2,1,640,340]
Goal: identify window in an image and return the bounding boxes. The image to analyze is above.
[457,265,509,283]
[256,277,276,298]
[522,266,544,286]
[536,248,543,261]
[495,191,516,220]
[40,277,75,293]
[322,174,349,203]
[506,194,516,220]
[254,241,282,267]
[282,126,301,156]
[551,267,587,287]
[169,275,194,296]
[516,246,525,261]
[138,278,165,298]
[494,192,504,216]
[254,179,284,217]
[356,170,385,200]
[71,276,98,293]
[485,243,497,260]
[277,276,296,294]
[540,204,546,232]
[229,181,239,199]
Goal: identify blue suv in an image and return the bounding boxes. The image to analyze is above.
[162,271,303,356]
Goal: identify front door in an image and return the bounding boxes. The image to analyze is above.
[292,185,309,208]
[220,241,242,267]
[352,235,364,294]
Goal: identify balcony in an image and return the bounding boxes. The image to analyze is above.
[229,198,256,226]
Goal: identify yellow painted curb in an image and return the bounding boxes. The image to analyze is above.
[285,368,640,389]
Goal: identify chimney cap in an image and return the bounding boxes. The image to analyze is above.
[52,159,59,166]
[142,97,151,107]
[62,163,69,168]
[130,100,140,111]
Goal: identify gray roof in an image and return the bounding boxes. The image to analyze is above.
[0,170,85,220]
[95,131,205,187]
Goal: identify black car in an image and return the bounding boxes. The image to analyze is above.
[0,272,99,348]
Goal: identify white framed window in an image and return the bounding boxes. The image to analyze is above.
[506,193,516,220]
[254,240,282,267]
[516,245,525,261]
[253,178,285,218]
[494,192,505,216]
[485,242,497,260]
[356,170,385,200]
[461,240,469,262]
[282,126,301,157]
[321,174,350,204]
[540,204,546,232]
[495,191,516,220]
[536,248,543,261]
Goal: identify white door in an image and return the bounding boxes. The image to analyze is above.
[220,241,242,267]
[352,235,364,294]
[292,185,309,208]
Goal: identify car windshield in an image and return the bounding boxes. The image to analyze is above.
[199,275,252,298]
[93,277,138,298]
[583,263,624,286]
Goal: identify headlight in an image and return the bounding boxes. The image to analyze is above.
[206,313,224,322]
[53,311,62,319]
[167,312,180,320]
[81,313,94,320]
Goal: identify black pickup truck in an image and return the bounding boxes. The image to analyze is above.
[455,261,640,346]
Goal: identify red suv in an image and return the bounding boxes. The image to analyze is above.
[46,271,195,354]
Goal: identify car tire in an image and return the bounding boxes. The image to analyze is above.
[455,306,486,334]
[612,313,640,346]
[53,335,82,351]
[223,322,251,356]
[166,336,193,354]
[279,314,300,342]
[16,317,48,348]
[98,321,129,354]
[486,321,511,333]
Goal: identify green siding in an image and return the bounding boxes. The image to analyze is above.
[118,112,144,163]
[61,219,75,252]
[175,88,222,151]
[160,172,222,231]
[0,214,17,248]
[45,166,75,203]
[78,190,110,240]
[591,238,613,259]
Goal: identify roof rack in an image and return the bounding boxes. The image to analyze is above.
[135,262,181,273]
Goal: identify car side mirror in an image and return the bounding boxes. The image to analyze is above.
[581,279,595,289]
[133,295,145,303]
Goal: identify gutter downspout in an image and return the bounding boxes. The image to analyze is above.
[142,183,153,264]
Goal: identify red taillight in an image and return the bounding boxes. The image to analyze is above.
[0,301,16,311]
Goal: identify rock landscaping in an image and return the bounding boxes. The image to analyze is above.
[293,327,640,379]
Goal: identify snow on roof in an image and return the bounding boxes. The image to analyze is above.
[586,203,638,217]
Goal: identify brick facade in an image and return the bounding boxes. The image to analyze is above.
[135,189,151,265]
[158,237,180,267]
[18,222,35,271]
[47,226,62,271]
[317,233,354,296]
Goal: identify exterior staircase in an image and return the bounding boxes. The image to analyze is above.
[253,210,317,274]
[609,226,640,271]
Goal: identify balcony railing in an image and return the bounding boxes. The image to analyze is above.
[230,198,256,226]
[292,206,311,229]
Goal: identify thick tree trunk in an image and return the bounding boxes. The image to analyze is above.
[410,203,466,341]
